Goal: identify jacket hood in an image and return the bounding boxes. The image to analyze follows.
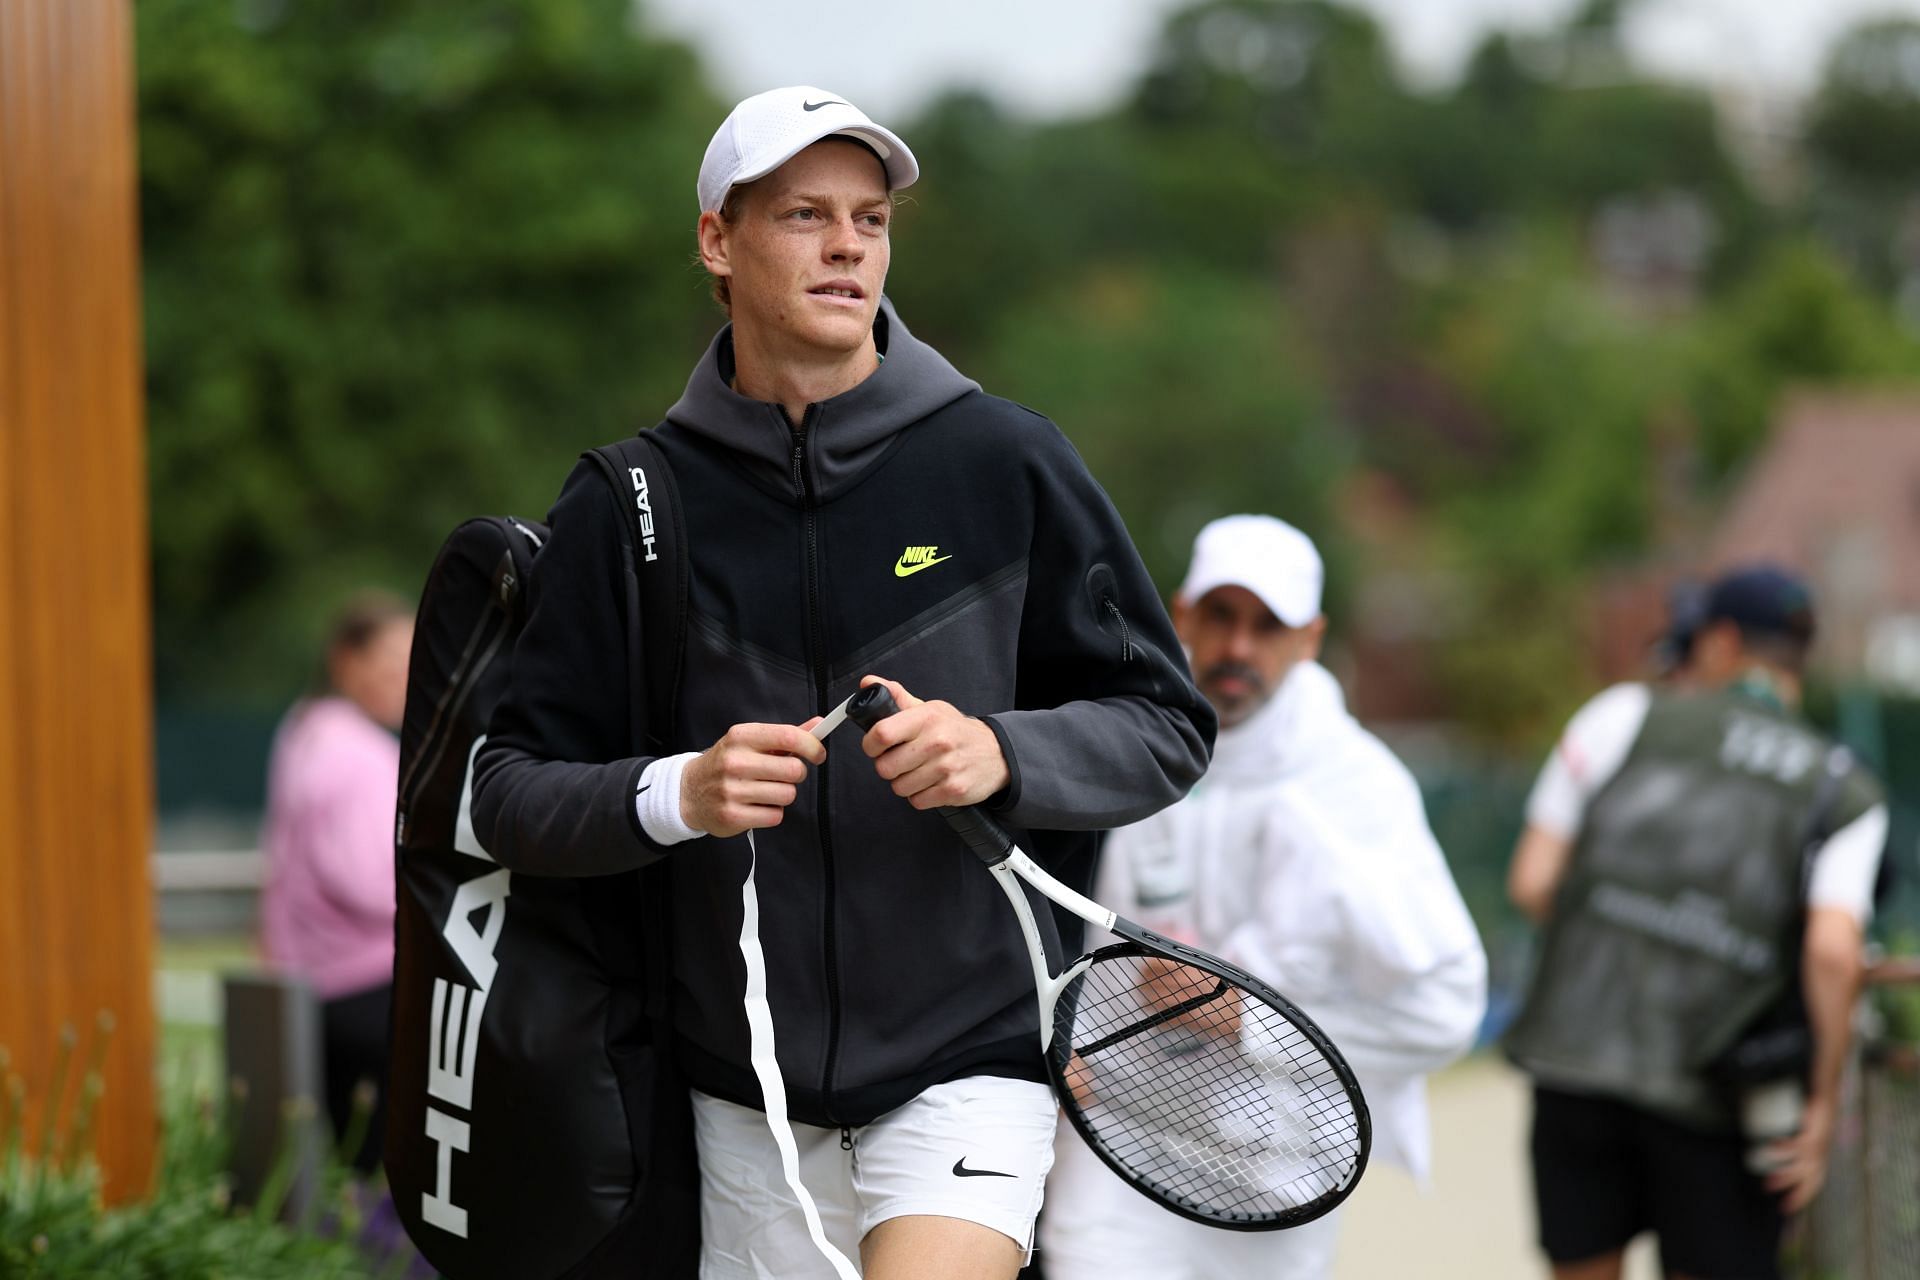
[664,298,980,501]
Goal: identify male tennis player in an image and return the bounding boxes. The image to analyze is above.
[471,87,1213,1279]
[1040,514,1486,1280]
[1505,565,1887,1280]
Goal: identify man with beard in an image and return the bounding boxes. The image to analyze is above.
[1039,514,1486,1280]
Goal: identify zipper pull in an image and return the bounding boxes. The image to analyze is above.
[1103,597,1135,662]
[840,1126,854,1152]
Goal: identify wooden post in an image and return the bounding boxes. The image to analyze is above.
[0,0,157,1198]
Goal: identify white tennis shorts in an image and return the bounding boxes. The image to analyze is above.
[693,1075,1057,1280]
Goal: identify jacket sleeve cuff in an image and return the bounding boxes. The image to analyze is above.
[980,715,1022,813]
[635,751,704,846]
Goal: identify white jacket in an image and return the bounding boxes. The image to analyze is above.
[1097,660,1487,1183]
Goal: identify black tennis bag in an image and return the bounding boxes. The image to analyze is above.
[385,435,697,1279]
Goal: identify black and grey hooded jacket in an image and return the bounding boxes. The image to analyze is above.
[472,302,1214,1127]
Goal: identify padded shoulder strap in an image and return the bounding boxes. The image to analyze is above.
[583,430,688,754]
[583,429,689,1034]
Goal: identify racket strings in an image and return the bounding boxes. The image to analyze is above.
[1056,953,1365,1224]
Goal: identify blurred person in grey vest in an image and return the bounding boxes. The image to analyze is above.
[260,589,414,1172]
[1039,515,1487,1280]
[1505,565,1889,1280]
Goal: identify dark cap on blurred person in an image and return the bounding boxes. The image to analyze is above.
[1651,579,1709,676]
[1704,564,1816,645]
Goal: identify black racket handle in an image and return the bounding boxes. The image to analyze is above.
[844,684,1016,866]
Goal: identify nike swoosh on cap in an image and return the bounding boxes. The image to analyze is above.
[802,99,848,112]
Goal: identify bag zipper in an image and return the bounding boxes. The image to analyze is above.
[396,537,524,835]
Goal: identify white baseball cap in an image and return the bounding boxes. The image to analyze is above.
[697,85,919,214]
[1178,515,1324,628]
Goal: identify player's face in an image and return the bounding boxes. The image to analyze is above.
[1174,585,1324,728]
[702,139,891,358]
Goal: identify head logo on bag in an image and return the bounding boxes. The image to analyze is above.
[630,466,658,564]
[419,822,509,1238]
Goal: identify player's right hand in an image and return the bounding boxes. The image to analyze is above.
[681,722,826,838]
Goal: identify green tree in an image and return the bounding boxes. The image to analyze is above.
[968,266,1351,594]
[1131,0,1409,197]
[1688,240,1920,476]
[1387,35,1549,230]
[1411,236,1683,741]
[1806,18,1920,189]
[139,0,720,701]
[1803,18,1920,292]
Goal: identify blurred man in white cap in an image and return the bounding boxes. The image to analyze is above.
[473,86,1213,1280]
[1040,514,1486,1280]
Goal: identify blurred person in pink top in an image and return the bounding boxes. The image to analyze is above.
[260,590,413,1172]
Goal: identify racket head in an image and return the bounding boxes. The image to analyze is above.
[1048,938,1370,1231]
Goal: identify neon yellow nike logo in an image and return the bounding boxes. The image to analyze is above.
[894,545,953,577]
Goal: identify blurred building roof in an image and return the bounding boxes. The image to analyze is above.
[1706,392,1920,687]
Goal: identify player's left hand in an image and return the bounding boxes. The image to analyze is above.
[857,674,1010,810]
[1138,956,1244,1039]
[1063,1053,1098,1109]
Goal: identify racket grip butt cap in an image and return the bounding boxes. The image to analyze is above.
[845,684,1016,865]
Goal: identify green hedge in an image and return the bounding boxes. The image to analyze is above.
[0,1028,408,1279]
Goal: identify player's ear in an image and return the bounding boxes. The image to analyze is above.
[1304,614,1328,662]
[1694,619,1743,683]
[698,209,734,279]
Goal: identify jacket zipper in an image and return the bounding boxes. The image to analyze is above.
[791,405,844,1124]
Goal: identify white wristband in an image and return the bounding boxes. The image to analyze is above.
[636,751,703,845]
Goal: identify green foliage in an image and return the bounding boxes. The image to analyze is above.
[1428,238,1675,570]
[0,1027,386,1278]
[969,266,1350,593]
[1133,0,1405,164]
[1807,19,1920,190]
[140,0,722,701]
[1687,240,1920,476]
[1803,19,1920,297]
[134,0,1920,750]
[1530,81,1742,218]
[0,1151,378,1279]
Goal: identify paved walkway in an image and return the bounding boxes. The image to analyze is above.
[1336,1057,1660,1280]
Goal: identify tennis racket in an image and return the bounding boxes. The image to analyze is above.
[842,684,1370,1230]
